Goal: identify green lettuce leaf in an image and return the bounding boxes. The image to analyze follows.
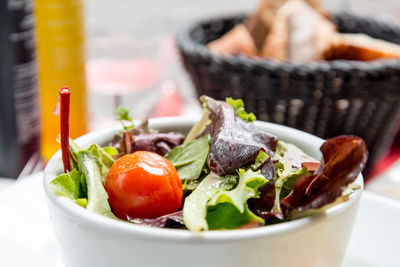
[183,172,222,231]
[183,104,211,144]
[87,144,115,169]
[271,153,309,213]
[271,154,293,213]
[49,169,87,207]
[165,134,210,181]
[206,169,266,229]
[74,198,88,208]
[219,174,239,190]
[50,139,116,215]
[183,169,267,231]
[87,144,116,184]
[251,150,270,170]
[280,167,310,200]
[103,146,118,157]
[115,106,134,130]
[77,151,116,218]
[226,97,256,122]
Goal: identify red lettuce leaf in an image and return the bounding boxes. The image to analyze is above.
[248,158,276,216]
[111,118,184,157]
[119,131,134,155]
[132,211,185,229]
[203,96,278,176]
[248,182,276,217]
[133,132,184,156]
[281,136,368,212]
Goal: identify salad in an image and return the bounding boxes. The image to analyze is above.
[50,89,368,231]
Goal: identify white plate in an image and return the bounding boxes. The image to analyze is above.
[0,173,398,267]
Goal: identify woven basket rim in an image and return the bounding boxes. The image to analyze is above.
[176,13,400,74]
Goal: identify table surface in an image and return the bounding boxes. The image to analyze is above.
[366,159,400,200]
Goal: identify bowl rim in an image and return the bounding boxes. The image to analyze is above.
[43,116,363,242]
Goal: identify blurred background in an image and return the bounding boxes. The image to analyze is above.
[0,0,399,199]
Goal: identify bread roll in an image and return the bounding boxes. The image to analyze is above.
[246,0,327,50]
[325,33,400,61]
[261,0,336,61]
[207,25,258,56]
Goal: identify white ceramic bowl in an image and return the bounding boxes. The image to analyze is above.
[44,117,363,267]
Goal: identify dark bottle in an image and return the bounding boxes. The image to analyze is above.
[0,0,40,178]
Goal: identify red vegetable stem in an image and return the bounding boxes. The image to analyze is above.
[59,87,72,173]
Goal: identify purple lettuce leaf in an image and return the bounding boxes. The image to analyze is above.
[131,211,186,229]
[247,157,276,216]
[202,96,278,176]
[133,132,184,156]
[281,136,368,212]
[111,118,185,157]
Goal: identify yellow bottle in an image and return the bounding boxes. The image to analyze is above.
[35,0,87,160]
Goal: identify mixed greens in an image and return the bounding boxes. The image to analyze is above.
[50,95,368,231]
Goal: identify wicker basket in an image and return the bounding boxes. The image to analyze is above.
[177,13,400,176]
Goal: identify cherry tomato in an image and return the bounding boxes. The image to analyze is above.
[105,151,183,219]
